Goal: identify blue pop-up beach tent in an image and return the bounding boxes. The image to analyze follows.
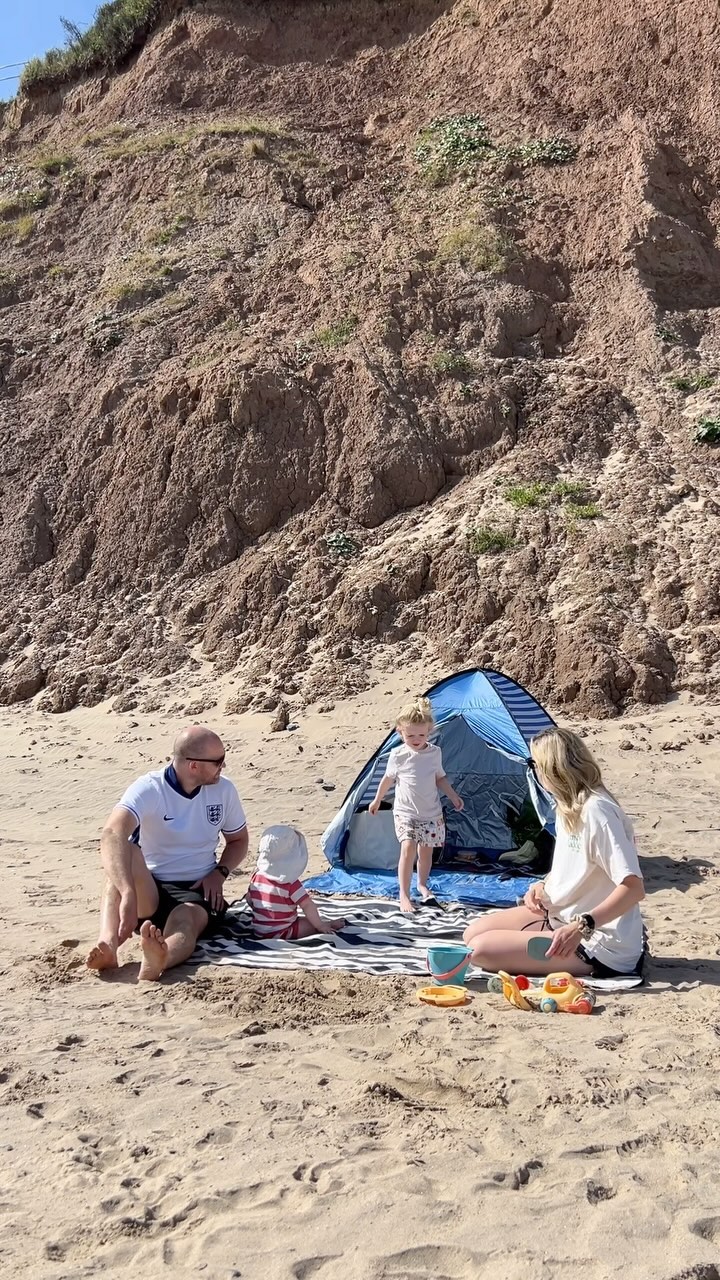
[307,668,556,907]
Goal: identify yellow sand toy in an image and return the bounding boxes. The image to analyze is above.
[417,984,471,1008]
[488,970,596,1015]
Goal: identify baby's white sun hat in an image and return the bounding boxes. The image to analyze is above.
[257,824,309,883]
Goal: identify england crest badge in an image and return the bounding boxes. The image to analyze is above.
[206,804,223,825]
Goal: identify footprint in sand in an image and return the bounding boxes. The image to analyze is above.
[292,1259,342,1280]
[690,1217,720,1243]
[616,1131,659,1155]
[291,1159,346,1194]
[194,1126,236,1148]
[586,1179,617,1204]
[373,1244,487,1278]
[595,1034,626,1051]
[54,1034,83,1052]
[508,1159,543,1191]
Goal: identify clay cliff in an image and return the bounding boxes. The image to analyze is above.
[1,0,719,716]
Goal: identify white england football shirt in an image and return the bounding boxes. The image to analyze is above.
[118,766,247,881]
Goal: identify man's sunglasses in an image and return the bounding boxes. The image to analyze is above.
[186,755,226,766]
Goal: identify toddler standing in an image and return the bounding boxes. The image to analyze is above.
[369,697,463,912]
[247,824,345,939]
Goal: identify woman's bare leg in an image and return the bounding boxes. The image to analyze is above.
[468,928,592,977]
[463,904,545,946]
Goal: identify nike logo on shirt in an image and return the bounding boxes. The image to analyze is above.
[163,815,174,821]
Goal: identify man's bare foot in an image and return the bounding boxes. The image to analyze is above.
[399,896,415,914]
[86,941,117,972]
[138,921,168,981]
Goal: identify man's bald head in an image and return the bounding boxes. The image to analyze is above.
[173,725,224,763]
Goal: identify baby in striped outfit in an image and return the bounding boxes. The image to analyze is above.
[247,825,345,939]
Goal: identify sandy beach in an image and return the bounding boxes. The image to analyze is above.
[2,676,720,1279]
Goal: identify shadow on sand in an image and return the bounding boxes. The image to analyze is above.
[640,853,714,894]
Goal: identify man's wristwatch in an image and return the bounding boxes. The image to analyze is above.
[572,912,595,940]
[216,864,230,880]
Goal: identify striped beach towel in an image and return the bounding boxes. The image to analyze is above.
[190,896,643,990]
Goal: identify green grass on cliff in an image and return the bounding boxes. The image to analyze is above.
[20,0,163,94]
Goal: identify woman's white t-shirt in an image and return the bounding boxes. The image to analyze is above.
[544,791,644,973]
[386,743,444,822]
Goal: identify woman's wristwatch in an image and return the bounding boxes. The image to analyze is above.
[571,912,595,940]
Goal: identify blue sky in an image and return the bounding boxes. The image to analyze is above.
[0,2,98,98]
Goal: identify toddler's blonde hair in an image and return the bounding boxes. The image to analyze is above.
[396,695,434,728]
[530,727,608,833]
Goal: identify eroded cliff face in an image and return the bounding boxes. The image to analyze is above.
[1,0,719,716]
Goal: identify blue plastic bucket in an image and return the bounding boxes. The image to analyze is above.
[426,944,472,987]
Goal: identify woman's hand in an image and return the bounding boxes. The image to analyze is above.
[523,882,549,915]
[369,800,380,816]
[547,921,582,958]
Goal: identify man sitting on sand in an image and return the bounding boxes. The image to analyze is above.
[86,725,249,982]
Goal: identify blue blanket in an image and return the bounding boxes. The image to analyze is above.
[304,865,535,908]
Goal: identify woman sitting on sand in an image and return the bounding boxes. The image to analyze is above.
[463,727,646,979]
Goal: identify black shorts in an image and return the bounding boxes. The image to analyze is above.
[576,943,644,981]
[136,877,227,937]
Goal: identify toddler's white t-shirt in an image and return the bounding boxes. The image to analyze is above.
[118,766,247,882]
[386,743,445,823]
[545,790,644,972]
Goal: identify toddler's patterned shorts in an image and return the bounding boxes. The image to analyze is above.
[393,815,446,847]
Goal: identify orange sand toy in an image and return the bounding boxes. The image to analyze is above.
[417,984,471,1008]
[488,971,596,1014]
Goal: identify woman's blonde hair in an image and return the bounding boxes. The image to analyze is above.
[530,727,608,833]
[396,696,434,728]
